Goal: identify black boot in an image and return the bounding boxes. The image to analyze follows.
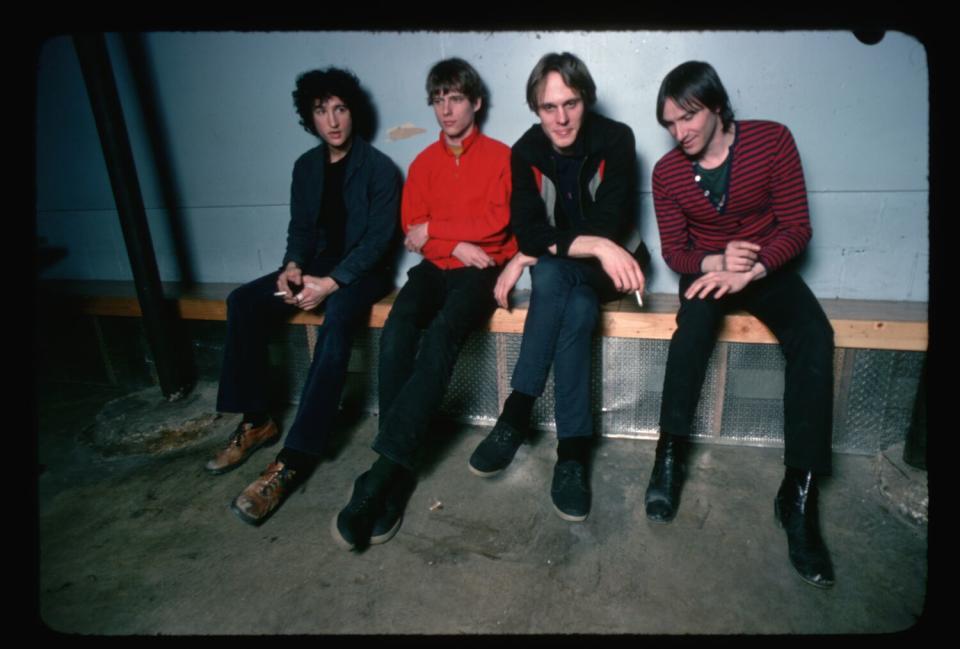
[645,432,688,523]
[774,468,835,588]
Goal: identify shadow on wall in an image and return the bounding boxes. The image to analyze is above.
[594,98,655,289]
[345,71,381,143]
[37,238,68,272]
[120,34,196,288]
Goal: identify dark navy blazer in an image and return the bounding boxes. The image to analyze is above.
[283,136,401,286]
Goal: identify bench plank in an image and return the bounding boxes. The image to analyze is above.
[43,280,928,351]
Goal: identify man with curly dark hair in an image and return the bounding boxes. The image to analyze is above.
[205,67,401,527]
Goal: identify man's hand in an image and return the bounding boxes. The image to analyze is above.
[684,270,753,300]
[276,262,303,305]
[569,235,644,293]
[494,253,538,309]
[293,275,339,311]
[597,244,645,294]
[723,240,761,273]
[405,222,429,253]
[452,242,495,269]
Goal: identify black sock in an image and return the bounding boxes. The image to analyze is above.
[276,447,320,474]
[500,391,535,429]
[243,412,270,428]
[557,437,593,464]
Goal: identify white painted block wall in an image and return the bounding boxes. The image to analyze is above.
[35,30,928,300]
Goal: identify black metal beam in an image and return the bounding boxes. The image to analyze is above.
[73,33,189,400]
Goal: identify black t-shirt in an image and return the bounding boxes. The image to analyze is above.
[552,153,587,231]
[318,150,350,258]
[693,155,731,211]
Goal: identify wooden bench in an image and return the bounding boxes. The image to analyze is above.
[43,279,927,451]
[48,280,928,352]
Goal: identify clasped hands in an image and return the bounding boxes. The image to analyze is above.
[275,263,338,310]
[685,241,764,300]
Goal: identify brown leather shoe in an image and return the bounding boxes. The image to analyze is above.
[230,461,297,526]
[204,419,280,475]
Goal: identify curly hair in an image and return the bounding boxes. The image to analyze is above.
[292,67,375,141]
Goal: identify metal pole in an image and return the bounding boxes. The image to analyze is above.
[73,33,188,400]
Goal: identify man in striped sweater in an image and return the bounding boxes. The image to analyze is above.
[647,61,836,588]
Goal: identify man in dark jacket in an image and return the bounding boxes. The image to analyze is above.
[205,68,401,526]
[468,52,645,522]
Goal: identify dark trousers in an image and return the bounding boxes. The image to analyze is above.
[216,257,392,456]
[373,259,499,470]
[659,270,835,474]
[511,256,618,439]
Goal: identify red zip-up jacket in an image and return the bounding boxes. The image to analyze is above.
[402,129,518,269]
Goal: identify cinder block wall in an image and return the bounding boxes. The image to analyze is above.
[36,31,928,301]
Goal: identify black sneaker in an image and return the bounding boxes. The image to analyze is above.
[371,472,416,545]
[468,420,527,477]
[551,460,590,522]
[331,472,385,551]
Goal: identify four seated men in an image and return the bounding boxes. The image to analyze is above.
[207,53,838,589]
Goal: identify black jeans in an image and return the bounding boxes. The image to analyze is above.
[510,256,619,439]
[373,259,499,470]
[216,257,392,456]
[659,270,835,474]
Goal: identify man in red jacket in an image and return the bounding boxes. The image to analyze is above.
[331,58,517,551]
[647,61,835,588]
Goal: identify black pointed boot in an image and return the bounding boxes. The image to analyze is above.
[774,467,835,588]
[645,432,689,523]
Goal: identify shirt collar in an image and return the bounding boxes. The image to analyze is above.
[439,126,480,156]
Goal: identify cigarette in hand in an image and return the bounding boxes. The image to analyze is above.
[634,291,643,307]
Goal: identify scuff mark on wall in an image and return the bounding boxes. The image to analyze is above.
[388,123,427,141]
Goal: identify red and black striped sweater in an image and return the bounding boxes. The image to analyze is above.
[652,120,811,276]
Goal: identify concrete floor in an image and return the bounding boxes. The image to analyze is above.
[37,381,928,635]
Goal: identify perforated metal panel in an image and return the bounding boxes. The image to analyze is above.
[835,350,923,452]
[718,343,787,446]
[172,319,923,456]
[439,331,502,423]
[600,337,662,438]
[343,328,506,424]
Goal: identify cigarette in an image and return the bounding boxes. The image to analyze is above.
[634,291,643,307]
[273,291,288,296]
